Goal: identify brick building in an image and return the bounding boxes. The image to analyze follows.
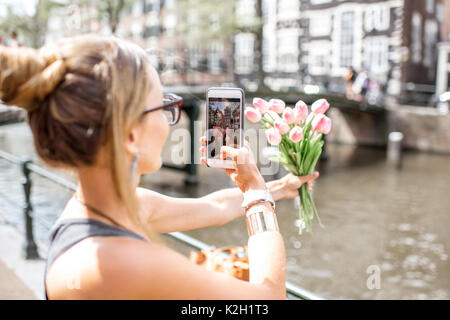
[234,0,445,104]
[45,0,445,104]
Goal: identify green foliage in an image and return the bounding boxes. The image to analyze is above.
[176,0,261,46]
[0,0,64,47]
[270,116,325,234]
[76,0,141,34]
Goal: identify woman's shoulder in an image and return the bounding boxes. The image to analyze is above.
[46,234,159,299]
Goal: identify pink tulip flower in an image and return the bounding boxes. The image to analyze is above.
[306,112,315,125]
[311,114,332,134]
[265,127,282,146]
[274,119,290,135]
[244,107,262,123]
[289,126,303,143]
[282,107,296,124]
[293,100,308,124]
[253,97,269,114]
[311,99,330,115]
[268,99,286,114]
[264,110,281,123]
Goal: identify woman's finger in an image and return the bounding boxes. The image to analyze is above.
[220,145,239,162]
[200,156,207,166]
[200,136,206,145]
[199,145,206,155]
[300,171,319,184]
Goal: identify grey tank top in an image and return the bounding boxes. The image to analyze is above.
[44,218,147,300]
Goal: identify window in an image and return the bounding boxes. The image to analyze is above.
[131,21,142,39]
[146,38,159,69]
[411,12,422,64]
[277,29,299,72]
[150,0,160,12]
[278,0,300,21]
[164,48,176,72]
[309,13,331,37]
[364,37,388,74]
[262,0,277,72]
[426,0,435,14]
[236,0,255,20]
[163,13,177,36]
[262,34,276,72]
[424,20,438,67]
[308,41,331,75]
[365,5,390,32]
[188,46,201,70]
[436,3,444,23]
[236,0,256,28]
[340,11,354,68]
[132,2,142,16]
[208,42,223,74]
[375,6,390,31]
[234,33,255,74]
[165,0,176,9]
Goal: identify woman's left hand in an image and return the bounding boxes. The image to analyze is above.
[268,172,320,200]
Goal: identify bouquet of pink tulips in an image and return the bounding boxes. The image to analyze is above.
[245,97,332,234]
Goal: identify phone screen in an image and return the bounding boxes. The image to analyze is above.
[207,98,241,161]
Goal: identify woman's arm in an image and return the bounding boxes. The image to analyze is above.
[50,219,286,299]
[137,172,319,234]
[49,140,286,299]
[137,187,228,233]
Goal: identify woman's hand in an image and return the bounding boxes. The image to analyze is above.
[199,136,266,193]
[199,136,319,197]
[267,172,320,201]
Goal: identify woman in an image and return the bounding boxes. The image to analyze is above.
[0,35,319,299]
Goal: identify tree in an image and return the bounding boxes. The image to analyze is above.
[176,0,262,86]
[0,0,63,48]
[75,0,141,34]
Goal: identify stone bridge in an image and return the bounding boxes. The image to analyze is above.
[171,86,388,149]
[171,86,450,154]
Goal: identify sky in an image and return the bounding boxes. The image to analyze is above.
[0,0,38,17]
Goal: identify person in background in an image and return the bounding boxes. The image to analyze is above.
[343,67,356,99]
[9,31,21,47]
[352,69,369,102]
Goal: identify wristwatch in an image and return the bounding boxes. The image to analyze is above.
[241,189,275,211]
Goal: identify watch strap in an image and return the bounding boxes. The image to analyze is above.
[241,189,275,211]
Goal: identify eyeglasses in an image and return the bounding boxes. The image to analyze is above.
[142,93,183,126]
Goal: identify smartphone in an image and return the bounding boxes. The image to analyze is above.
[206,87,245,169]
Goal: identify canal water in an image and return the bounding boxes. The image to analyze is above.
[0,120,449,300]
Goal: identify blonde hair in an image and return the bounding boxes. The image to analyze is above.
[0,34,157,241]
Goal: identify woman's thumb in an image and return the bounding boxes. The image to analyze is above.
[299,171,319,184]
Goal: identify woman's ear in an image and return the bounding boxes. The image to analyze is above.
[125,125,140,155]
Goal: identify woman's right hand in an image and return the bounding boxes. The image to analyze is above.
[199,136,267,193]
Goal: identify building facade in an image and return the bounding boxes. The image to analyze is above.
[235,0,444,104]
[45,0,444,104]
[233,0,303,91]
[440,0,450,40]
[294,0,443,104]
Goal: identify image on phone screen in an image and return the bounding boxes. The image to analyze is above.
[207,98,241,161]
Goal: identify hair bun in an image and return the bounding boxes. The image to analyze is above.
[0,45,66,112]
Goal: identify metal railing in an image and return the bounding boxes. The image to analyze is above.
[0,149,324,300]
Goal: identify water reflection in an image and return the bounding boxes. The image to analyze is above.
[0,122,449,299]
